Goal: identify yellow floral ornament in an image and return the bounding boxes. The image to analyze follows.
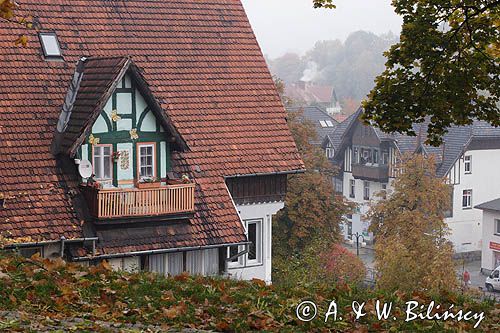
[111,110,121,122]
[88,134,100,145]
[130,128,139,140]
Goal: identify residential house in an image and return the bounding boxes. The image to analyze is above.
[323,108,500,255]
[0,0,304,284]
[475,199,500,272]
[285,81,342,116]
[286,106,338,147]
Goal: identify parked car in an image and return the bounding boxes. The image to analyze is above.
[485,266,500,292]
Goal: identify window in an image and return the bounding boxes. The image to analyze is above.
[325,147,334,159]
[319,120,328,127]
[353,147,359,164]
[138,143,155,179]
[247,219,262,264]
[495,219,500,236]
[39,32,62,58]
[18,247,42,258]
[462,189,472,209]
[349,179,355,198]
[334,177,343,193]
[373,150,379,164]
[93,145,112,180]
[228,245,240,263]
[464,155,472,174]
[325,120,334,127]
[363,181,370,200]
[382,151,389,165]
[381,184,387,199]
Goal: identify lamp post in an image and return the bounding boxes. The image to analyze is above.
[352,232,365,257]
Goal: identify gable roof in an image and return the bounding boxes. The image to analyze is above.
[52,56,187,156]
[287,106,338,145]
[0,0,304,252]
[475,198,500,212]
[328,108,500,178]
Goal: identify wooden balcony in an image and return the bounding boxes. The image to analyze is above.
[352,164,389,182]
[81,184,195,220]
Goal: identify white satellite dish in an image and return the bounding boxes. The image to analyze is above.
[78,159,93,178]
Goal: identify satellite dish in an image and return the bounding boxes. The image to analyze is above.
[78,159,93,178]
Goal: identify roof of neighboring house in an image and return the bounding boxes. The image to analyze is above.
[285,83,336,105]
[475,198,500,212]
[0,0,304,254]
[326,109,500,178]
[287,106,338,145]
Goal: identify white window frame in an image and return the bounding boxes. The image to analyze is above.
[325,147,334,159]
[227,245,243,268]
[462,189,472,209]
[464,155,472,174]
[363,181,370,200]
[39,32,62,58]
[246,219,263,266]
[349,179,355,198]
[137,143,156,180]
[93,144,113,180]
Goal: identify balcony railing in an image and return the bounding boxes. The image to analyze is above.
[81,184,195,219]
[352,164,389,182]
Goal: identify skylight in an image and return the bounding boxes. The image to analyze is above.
[319,120,328,127]
[325,120,334,127]
[39,32,62,58]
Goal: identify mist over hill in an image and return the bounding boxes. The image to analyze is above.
[267,31,398,114]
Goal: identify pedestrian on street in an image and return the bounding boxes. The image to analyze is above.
[463,270,471,288]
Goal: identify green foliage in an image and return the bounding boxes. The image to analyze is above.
[0,252,497,332]
[362,0,500,145]
[367,154,458,294]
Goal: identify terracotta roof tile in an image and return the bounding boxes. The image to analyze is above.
[0,0,303,253]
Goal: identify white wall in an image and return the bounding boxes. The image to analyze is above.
[446,149,500,253]
[481,210,500,271]
[227,201,284,284]
[341,172,391,241]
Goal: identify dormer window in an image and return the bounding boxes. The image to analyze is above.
[39,32,62,58]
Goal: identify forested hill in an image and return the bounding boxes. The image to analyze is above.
[267,31,398,112]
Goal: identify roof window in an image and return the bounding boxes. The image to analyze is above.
[39,32,62,58]
[325,120,334,127]
[319,120,328,127]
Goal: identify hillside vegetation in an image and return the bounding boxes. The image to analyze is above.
[0,252,498,332]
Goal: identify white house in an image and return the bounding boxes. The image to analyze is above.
[475,198,500,273]
[323,108,500,255]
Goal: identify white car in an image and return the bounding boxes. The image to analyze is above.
[485,266,500,292]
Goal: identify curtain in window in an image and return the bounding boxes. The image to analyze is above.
[186,250,204,275]
[148,254,167,275]
[167,252,184,276]
[203,249,219,275]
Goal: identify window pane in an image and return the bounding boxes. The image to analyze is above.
[248,223,257,260]
[103,154,111,179]
[229,246,239,263]
[40,34,61,57]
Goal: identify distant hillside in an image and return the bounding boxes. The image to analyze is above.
[268,31,398,113]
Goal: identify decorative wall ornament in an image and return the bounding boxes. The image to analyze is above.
[88,134,100,145]
[129,128,139,140]
[111,109,121,122]
[120,150,130,170]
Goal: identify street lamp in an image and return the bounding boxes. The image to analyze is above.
[351,232,366,257]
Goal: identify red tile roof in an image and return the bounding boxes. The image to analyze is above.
[0,0,304,253]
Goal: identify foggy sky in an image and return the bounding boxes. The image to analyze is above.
[241,0,402,59]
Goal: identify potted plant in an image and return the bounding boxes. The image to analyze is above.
[112,151,121,162]
[136,177,161,189]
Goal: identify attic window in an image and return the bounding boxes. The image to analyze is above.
[319,120,328,127]
[39,32,62,58]
[325,120,334,127]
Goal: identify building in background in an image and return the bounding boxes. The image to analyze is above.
[475,199,500,272]
[324,108,500,255]
[0,0,304,284]
[286,106,338,146]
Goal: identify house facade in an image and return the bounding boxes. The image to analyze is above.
[475,199,500,272]
[0,0,304,284]
[324,109,500,254]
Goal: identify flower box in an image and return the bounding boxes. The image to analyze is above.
[136,181,162,189]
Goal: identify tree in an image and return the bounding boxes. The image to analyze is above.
[314,0,499,146]
[1,0,33,46]
[366,154,458,294]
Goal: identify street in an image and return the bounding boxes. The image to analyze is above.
[343,243,500,302]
